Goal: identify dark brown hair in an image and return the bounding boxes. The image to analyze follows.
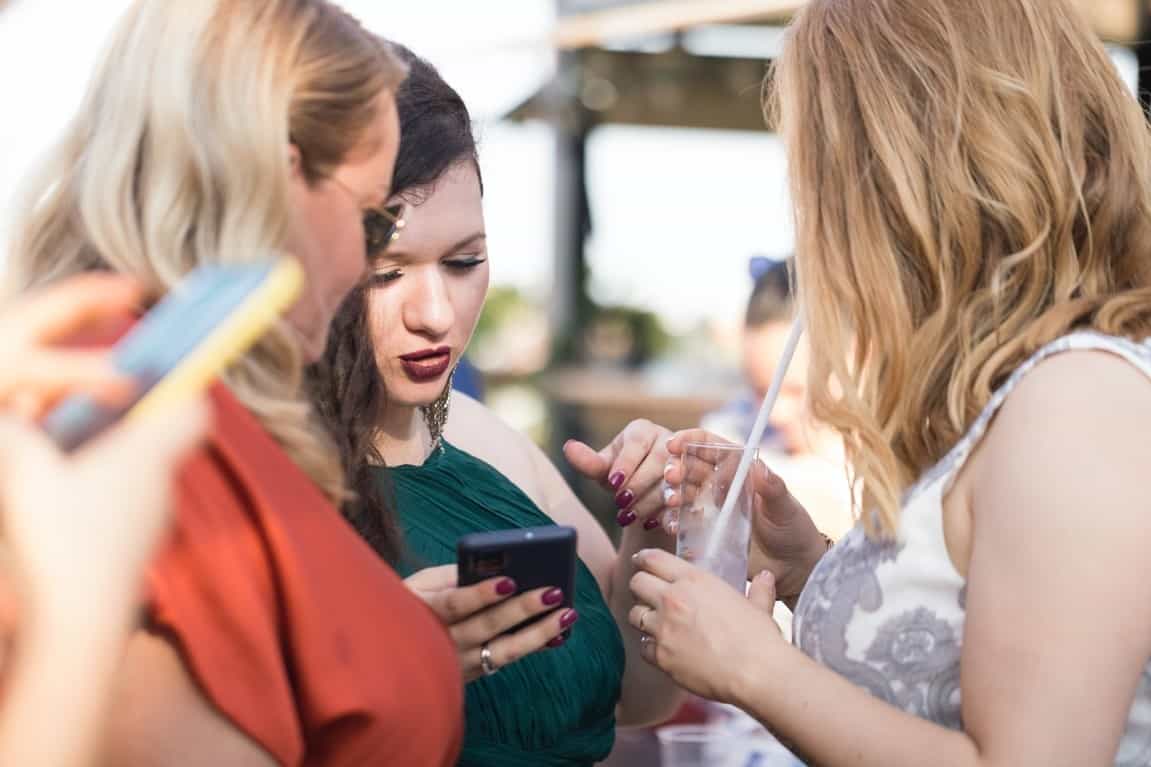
[307,44,480,563]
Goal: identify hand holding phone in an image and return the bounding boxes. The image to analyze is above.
[457,525,578,633]
[401,525,582,682]
[41,259,302,451]
[0,274,144,421]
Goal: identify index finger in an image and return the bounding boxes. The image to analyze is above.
[607,421,661,489]
[631,548,693,583]
[7,275,143,345]
[426,576,517,625]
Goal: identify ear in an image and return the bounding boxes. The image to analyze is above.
[288,143,304,181]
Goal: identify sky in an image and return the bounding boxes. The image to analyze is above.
[0,1,1140,332]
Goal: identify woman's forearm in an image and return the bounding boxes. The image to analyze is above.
[0,586,139,767]
[736,641,983,767]
[609,528,684,727]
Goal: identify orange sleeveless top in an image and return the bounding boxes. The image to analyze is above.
[146,383,463,766]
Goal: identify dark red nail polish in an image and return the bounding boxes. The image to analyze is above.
[560,609,579,628]
[542,588,564,606]
[643,518,660,531]
[617,510,637,527]
[496,578,517,596]
[609,472,625,490]
[615,489,635,509]
[547,635,567,649]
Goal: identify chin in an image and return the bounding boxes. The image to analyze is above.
[385,377,448,410]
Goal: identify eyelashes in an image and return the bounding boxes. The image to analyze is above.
[367,256,487,286]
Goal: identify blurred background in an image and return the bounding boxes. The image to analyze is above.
[0,0,1143,533]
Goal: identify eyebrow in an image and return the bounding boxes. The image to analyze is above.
[377,232,487,264]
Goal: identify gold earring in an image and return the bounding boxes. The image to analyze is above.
[421,368,456,451]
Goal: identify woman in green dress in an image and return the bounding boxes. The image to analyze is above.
[309,46,685,766]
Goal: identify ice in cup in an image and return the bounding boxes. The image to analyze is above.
[674,441,754,593]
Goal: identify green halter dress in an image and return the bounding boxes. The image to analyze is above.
[385,441,625,767]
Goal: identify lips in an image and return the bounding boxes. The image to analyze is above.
[399,347,452,383]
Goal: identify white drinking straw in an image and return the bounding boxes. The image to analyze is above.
[702,317,805,563]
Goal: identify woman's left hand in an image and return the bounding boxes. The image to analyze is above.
[628,548,781,704]
[564,419,674,530]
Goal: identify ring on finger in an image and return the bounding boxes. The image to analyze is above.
[480,643,499,676]
[638,605,652,634]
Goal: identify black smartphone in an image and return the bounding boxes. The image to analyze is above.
[457,525,578,637]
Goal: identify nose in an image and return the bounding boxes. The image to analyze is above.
[402,267,455,340]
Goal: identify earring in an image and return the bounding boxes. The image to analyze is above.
[421,368,456,451]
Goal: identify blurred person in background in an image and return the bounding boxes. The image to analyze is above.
[631,1,1151,765]
[3,1,464,764]
[702,256,852,542]
[310,47,684,767]
[0,275,206,767]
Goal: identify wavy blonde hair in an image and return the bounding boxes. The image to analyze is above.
[771,0,1151,536]
[6,0,406,500]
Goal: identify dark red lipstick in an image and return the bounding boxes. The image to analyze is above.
[399,346,451,382]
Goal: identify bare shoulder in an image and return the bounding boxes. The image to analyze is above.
[970,347,1151,522]
[982,347,1151,453]
[102,631,277,766]
[443,391,548,507]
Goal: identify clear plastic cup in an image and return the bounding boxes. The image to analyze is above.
[674,441,754,592]
[656,724,804,766]
[656,724,727,767]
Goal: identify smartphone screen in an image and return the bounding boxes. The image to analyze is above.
[42,261,300,451]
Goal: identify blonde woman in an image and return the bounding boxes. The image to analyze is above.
[6,1,463,765]
[629,1,1151,765]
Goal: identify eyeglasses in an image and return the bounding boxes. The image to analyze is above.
[329,176,405,257]
[364,204,405,257]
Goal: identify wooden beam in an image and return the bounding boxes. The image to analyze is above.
[554,0,806,50]
[554,0,1141,49]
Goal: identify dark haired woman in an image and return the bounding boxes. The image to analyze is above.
[310,46,684,766]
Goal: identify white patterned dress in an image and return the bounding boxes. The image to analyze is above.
[792,331,1151,765]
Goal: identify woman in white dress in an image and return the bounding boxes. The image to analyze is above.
[628,1,1151,765]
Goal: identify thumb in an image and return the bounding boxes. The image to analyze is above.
[563,439,611,481]
[748,570,777,613]
[404,564,457,594]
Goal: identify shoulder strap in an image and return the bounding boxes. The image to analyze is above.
[907,331,1151,502]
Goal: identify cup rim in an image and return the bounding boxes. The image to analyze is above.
[682,440,756,452]
[654,723,728,744]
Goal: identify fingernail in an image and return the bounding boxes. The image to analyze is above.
[609,472,625,490]
[663,462,675,479]
[617,510,637,527]
[643,518,660,531]
[542,588,564,606]
[496,578,517,596]
[560,609,579,628]
[547,636,567,649]
[663,486,676,503]
[615,489,635,509]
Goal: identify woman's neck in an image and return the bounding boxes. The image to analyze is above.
[374,402,434,467]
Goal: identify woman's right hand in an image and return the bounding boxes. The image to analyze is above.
[665,429,829,604]
[0,274,143,421]
[404,565,579,683]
